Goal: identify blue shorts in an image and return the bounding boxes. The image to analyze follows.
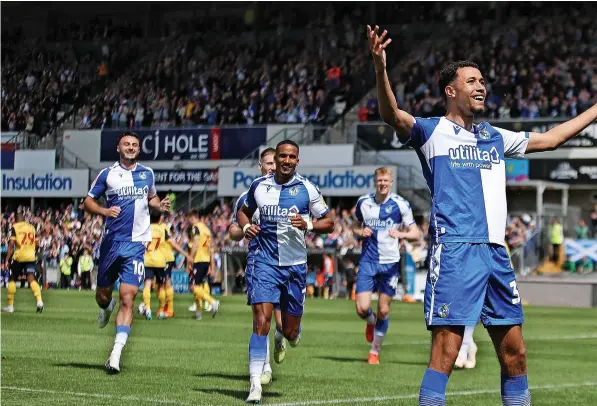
[356,261,400,297]
[424,242,524,331]
[98,238,146,288]
[246,259,307,317]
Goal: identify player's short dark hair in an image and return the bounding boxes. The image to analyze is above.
[276,140,299,154]
[438,60,480,100]
[117,131,140,144]
[186,209,199,218]
[260,147,276,161]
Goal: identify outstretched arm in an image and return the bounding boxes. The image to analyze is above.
[526,104,597,153]
[368,25,416,143]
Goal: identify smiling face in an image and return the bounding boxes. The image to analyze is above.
[374,169,394,197]
[275,143,299,179]
[445,66,486,117]
[117,135,140,162]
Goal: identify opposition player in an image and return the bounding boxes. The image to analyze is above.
[84,130,170,373]
[139,213,189,319]
[140,212,167,320]
[157,214,189,318]
[352,167,422,365]
[185,210,220,319]
[2,212,44,313]
[228,147,283,385]
[237,140,335,404]
[368,25,597,405]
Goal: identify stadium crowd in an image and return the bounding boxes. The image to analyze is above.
[359,3,597,121]
[4,197,594,290]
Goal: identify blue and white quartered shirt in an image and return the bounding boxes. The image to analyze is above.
[88,162,156,242]
[355,193,415,264]
[244,173,330,266]
[406,116,529,246]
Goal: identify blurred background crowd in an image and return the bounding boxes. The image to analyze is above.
[3,199,595,291]
[3,3,595,136]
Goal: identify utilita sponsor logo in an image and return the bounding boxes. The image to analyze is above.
[115,185,149,200]
[2,173,73,191]
[448,145,501,169]
[260,205,299,222]
[363,218,394,230]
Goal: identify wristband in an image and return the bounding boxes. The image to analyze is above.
[306,220,313,231]
[242,224,251,234]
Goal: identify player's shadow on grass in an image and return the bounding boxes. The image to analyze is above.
[316,355,365,363]
[316,356,428,366]
[53,362,106,371]
[194,372,248,382]
[195,388,282,400]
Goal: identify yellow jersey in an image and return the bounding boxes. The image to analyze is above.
[145,223,167,268]
[158,223,175,262]
[10,221,36,262]
[192,222,212,263]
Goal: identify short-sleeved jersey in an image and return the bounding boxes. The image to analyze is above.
[145,223,167,268]
[406,117,529,246]
[158,223,175,262]
[192,222,212,263]
[244,173,330,266]
[9,221,36,262]
[88,162,156,242]
[355,193,415,264]
[232,191,260,260]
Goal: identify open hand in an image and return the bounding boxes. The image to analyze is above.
[367,25,391,71]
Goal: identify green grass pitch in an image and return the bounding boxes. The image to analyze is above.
[2,290,596,405]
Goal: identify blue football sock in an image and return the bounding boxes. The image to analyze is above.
[248,334,268,380]
[419,368,449,406]
[501,374,531,406]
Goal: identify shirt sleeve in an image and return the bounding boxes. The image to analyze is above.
[495,126,530,159]
[191,225,200,238]
[164,226,171,241]
[354,197,365,223]
[9,227,16,241]
[306,182,330,219]
[243,179,261,212]
[88,168,110,199]
[232,193,248,224]
[398,199,416,227]
[406,117,441,148]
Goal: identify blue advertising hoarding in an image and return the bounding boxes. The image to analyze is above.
[100,127,266,161]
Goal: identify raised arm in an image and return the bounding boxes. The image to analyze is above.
[526,104,597,153]
[368,25,416,143]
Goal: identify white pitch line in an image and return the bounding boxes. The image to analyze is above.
[267,381,597,406]
[0,386,198,406]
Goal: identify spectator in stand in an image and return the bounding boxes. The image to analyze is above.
[579,256,594,274]
[575,219,590,240]
[59,252,73,289]
[550,217,564,263]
